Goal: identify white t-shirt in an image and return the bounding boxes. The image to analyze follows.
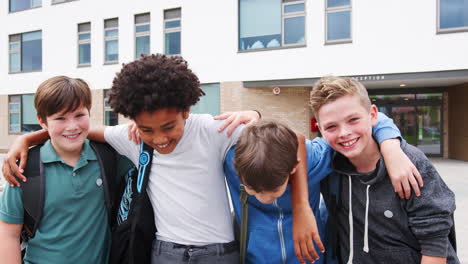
[104,114,243,245]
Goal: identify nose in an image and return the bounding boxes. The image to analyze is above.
[338,125,351,138]
[152,133,168,145]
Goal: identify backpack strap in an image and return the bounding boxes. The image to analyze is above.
[239,184,249,264]
[89,141,118,226]
[21,145,45,240]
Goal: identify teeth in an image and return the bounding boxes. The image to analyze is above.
[157,143,169,149]
[342,138,357,147]
[64,134,79,139]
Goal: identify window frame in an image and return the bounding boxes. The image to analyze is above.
[281,0,307,47]
[8,30,42,74]
[134,13,151,59]
[8,95,21,134]
[436,0,468,34]
[164,8,182,55]
[77,22,91,67]
[9,0,42,13]
[325,0,352,45]
[104,18,119,64]
[103,89,118,126]
[51,0,78,5]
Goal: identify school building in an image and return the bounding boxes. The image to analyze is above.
[1,0,468,160]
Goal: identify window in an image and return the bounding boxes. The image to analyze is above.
[438,0,468,33]
[9,31,42,73]
[191,84,220,116]
[164,8,181,55]
[135,13,150,58]
[104,90,118,126]
[9,0,41,12]
[78,22,91,66]
[325,0,352,43]
[8,94,41,134]
[104,18,119,63]
[239,0,305,51]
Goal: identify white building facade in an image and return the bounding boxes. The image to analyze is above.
[1,0,468,160]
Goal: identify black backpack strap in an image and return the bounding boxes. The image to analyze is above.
[89,141,118,226]
[128,142,155,264]
[239,184,249,264]
[449,214,457,252]
[21,145,45,240]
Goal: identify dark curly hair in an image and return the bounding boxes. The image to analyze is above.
[108,54,204,119]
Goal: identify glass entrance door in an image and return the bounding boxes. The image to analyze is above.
[371,93,442,156]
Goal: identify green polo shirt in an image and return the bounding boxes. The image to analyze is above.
[0,139,129,264]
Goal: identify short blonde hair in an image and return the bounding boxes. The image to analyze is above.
[309,76,371,118]
[35,76,92,121]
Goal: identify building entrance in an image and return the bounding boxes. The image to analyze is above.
[370,93,442,156]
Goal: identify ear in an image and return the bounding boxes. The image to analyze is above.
[370,104,378,126]
[37,115,48,130]
[182,108,190,120]
[289,159,300,175]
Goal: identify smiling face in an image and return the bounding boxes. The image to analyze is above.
[317,94,378,164]
[38,106,90,158]
[134,107,189,154]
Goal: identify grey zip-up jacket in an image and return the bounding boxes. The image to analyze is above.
[322,141,459,264]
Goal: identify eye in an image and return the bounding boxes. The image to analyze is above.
[76,113,85,118]
[325,125,336,131]
[349,117,360,123]
[163,126,175,131]
[55,117,65,121]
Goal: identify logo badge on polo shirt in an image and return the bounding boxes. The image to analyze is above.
[96,178,103,187]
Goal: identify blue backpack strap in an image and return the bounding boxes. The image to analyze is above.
[21,145,45,240]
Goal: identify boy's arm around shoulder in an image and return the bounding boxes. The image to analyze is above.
[0,220,22,263]
[374,112,424,199]
[403,145,455,260]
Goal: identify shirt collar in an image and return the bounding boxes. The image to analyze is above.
[41,139,97,165]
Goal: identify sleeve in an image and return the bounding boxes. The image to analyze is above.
[306,138,334,184]
[0,185,24,225]
[201,115,245,161]
[403,148,455,257]
[104,124,140,166]
[372,112,402,144]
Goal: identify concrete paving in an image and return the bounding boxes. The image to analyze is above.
[0,155,466,261]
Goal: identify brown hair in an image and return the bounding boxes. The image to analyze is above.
[234,120,298,193]
[34,76,92,121]
[310,76,371,119]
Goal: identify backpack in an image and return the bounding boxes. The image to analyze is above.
[21,141,124,251]
[109,142,156,264]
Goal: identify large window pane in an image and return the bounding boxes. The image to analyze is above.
[21,31,42,71]
[440,0,468,29]
[105,40,118,61]
[10,0,33,12]
[327,0,350,8]
[284,16,305,44]
[284,3,305,13]
[136,36,150,57]
[191,84,220,116]
[79,43,91,64]
[239,0,281,50]
[165,32,181,55]
[21,94,41,132]
[105,111,118,126]
[327,11,351,41]
[9,113,20,133]
[9,53,21,72]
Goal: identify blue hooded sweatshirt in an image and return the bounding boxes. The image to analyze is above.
[224,113,401,264]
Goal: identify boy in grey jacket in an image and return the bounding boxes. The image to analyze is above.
[310,76,458,264]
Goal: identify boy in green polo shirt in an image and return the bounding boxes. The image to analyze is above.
[0,76,131,263]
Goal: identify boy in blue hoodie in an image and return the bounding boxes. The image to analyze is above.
[224,115,418,264]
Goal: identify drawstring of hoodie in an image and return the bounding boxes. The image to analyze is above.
[347,176,371,264]
[347,176,354,264]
